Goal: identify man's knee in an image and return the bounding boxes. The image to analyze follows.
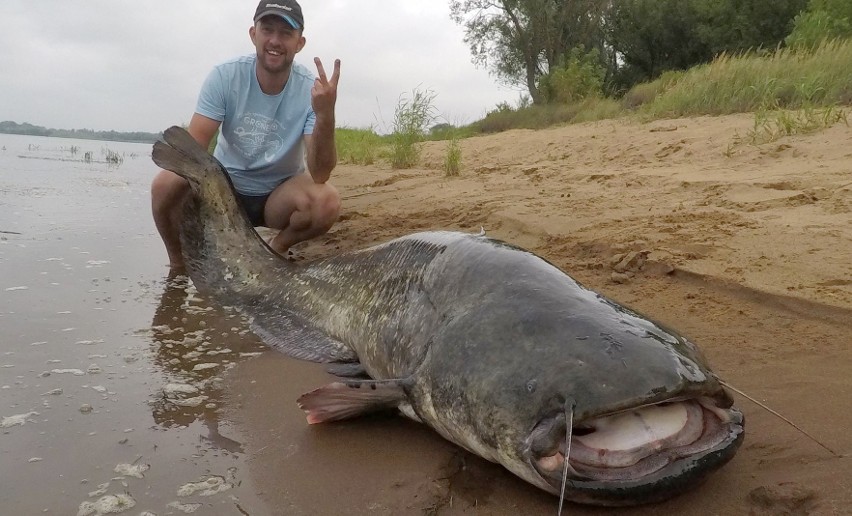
[315,185,341,228]
[151,170,189,213]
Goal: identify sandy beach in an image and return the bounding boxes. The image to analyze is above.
[1,113,849,515]
[232,113,851,514]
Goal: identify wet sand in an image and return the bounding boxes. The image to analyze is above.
[2,113,850,515]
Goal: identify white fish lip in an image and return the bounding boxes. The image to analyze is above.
[526,399,745,504]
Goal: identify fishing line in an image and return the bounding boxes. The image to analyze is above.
[558,401,575,516]
[720,380,840,457]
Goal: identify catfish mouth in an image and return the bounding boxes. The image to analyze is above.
[527,398,744,505]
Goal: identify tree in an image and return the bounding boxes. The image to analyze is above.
[694,0,808,55]
[605,0,806,91]
[787,0,852,49]
[605,0,708,89]
[450,0,609,104]
[451,0,809,101]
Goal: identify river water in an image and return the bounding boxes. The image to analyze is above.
[0,134,270,515]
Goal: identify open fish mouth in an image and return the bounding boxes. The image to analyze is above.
[528,398,744,503]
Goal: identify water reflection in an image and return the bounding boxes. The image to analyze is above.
[149,271,266,452]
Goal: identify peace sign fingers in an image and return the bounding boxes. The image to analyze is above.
[312,57,341,116]
[314,57,341,87]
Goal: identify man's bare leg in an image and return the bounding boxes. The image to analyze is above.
[262,173,341,255]
[151,169,191,269]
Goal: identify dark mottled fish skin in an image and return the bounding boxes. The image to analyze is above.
[152,127,744,506]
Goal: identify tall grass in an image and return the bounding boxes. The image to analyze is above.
[389,89,437,169]
[444,136,462,176]
[622,71,685,109]
[336,127,384,165]
[745,101,848,144]
[642,39,852,118]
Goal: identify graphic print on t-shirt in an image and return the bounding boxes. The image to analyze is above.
[232,112,285,163]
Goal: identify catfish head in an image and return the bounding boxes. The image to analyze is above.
[411,239,745,506]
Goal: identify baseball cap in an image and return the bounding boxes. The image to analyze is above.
[254,0,304,30]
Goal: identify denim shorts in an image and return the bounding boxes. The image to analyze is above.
[235,191,271,227]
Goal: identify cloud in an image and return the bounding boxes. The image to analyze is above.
[0,1,516,133]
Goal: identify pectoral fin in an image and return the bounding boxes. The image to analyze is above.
[297,379,410,424]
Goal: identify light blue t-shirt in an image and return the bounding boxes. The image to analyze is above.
[195,54,316,195]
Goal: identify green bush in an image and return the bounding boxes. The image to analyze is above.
[538,47,606,104]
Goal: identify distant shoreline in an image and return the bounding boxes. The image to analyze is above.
[0,132,159,144]
[0,121,161,144]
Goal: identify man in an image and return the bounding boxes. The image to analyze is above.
[151,0,341,269]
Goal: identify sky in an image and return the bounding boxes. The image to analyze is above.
[0,1,521,134]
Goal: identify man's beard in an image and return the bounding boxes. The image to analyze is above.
[258,52,293,75]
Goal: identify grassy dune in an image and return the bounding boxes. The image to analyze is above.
[641,39,852,117]
[336,39,852,169]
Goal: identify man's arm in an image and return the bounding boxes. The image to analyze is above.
[304,124,336,184]
[187,113,222,152]
[305,57,341,184]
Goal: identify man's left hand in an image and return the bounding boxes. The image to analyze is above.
[312,57,340,117]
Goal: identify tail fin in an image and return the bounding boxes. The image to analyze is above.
[152,126,222,185]
[151,126,282,296]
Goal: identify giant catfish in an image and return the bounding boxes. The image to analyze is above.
[152,126,744,506]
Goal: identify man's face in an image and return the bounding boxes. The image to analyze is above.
[249,16,305,75]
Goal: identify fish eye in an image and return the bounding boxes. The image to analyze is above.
[526,379,537,393]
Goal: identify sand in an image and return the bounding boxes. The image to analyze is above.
[219,113,852,515]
